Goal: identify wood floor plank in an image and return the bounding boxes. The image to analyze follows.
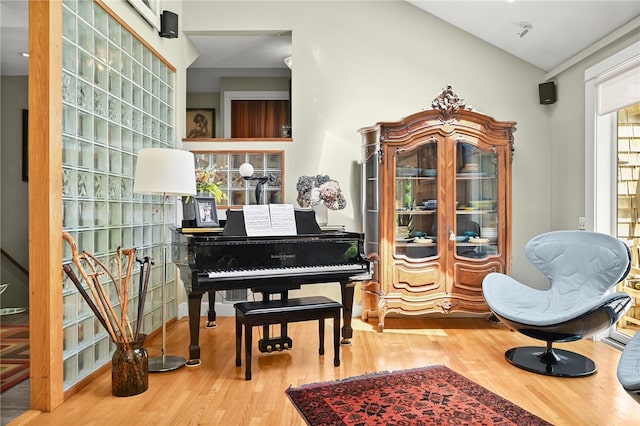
[10,316,640,425]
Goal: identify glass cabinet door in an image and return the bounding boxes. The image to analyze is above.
[454,141,499,259]
[364,148,379,256]
[395,142,438,259]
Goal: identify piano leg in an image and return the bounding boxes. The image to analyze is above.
[186,291,204,366]
[340,282,356,345]
[205,290,217,328]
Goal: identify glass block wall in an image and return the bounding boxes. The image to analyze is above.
[61,0,176,390]
[192,151,284,206]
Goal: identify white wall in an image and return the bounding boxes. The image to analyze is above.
[182,0,550,286]
[0,76,29,308]
[548,31,640,231]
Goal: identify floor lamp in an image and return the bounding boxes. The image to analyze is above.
[133,148,196,372]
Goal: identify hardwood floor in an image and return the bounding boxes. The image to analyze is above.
[9,316,640,425]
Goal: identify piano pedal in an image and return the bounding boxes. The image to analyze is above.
[205,320,217,329]
[258,337,293,353]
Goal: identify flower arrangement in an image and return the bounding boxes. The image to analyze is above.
[296,174,347,210]
[193,167,227,202]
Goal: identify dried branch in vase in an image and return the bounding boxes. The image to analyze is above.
[62,232,151,348]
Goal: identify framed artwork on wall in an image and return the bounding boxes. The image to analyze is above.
[186,109,215,138]
[22,109,28,182]
[194,197,219,227]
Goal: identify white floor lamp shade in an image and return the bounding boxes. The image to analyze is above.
[133,148,197,196]
[133,148,196,372]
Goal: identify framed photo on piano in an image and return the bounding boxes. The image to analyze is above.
[194,197,219,227]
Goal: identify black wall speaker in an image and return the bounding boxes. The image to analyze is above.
[539,81,556,105]
[159,10,178,39]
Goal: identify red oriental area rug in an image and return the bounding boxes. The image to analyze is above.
[1,324,29,393]
[286,365,552,426]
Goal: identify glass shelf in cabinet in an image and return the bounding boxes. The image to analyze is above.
[396,241,436,247]
[410,209,437,215]
[456,204,497,212]
[457,241,494,246]
[455,173,497,179]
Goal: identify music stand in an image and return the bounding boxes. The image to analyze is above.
[133,148,196,372]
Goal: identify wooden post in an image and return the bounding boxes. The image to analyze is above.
[28,0,64,411]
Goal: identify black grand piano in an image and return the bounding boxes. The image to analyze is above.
[171,209,372,366]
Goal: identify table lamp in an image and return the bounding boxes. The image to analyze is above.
[133,148,196,372]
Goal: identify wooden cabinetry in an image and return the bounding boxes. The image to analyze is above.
[358,86,516,330]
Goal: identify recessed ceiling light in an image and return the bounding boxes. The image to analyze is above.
[20,52,29,58]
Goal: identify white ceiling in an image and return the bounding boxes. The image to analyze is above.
[0,0,29,75]
[408,1,640,73]
[1,1,639,76]
[187,32,292,69]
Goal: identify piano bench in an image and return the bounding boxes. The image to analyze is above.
[234,296,342,380]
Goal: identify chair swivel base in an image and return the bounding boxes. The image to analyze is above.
[148,355,186,372]
[505,346,596,377]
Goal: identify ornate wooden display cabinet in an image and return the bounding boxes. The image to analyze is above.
[358,86,516,330]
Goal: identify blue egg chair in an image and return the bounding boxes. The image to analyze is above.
[482,231,632,377]
[618,331,640,402]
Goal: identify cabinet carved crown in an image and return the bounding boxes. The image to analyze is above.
[430,85,474,121]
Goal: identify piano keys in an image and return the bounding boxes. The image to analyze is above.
[171,213,371,366]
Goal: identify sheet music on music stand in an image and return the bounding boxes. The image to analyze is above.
[268,204,298,235]
[242,204,297,236]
